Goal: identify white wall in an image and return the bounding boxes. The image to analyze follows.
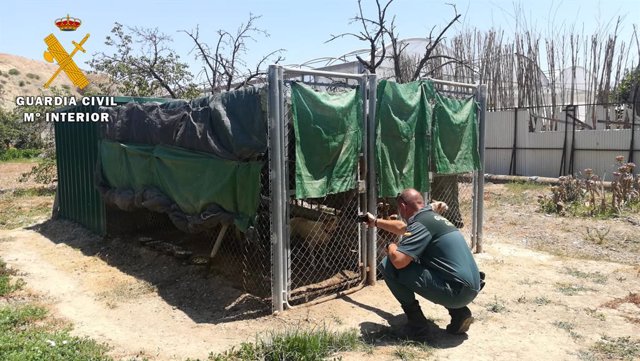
[485,109,640,177]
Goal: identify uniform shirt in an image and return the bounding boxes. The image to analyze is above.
[396,205,481,291]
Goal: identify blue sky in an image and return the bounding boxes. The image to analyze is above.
[1,0,638,78]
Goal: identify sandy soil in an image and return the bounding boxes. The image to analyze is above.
[0,162,639,360]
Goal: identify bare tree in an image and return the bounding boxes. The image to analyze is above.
[405,5,462,81]
[182,14,285,94]
[326,0,394,74]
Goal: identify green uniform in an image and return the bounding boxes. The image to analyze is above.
[379,205,480,309]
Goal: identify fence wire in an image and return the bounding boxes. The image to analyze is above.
[281,79,365,305]
[375,83,480,278]
[104,160,273,309]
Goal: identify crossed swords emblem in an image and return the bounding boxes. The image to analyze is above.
[43,33,90,89]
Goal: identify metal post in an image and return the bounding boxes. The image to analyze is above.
[509,108,518,175]
[476,84,487,253]
[268,65,285,312]
[366,74,378,284]
[359,74,369,281]
[278,66,292,308]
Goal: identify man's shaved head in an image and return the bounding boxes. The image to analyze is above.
[398,188,425,218]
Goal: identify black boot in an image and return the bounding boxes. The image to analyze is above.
[401,300,429,336]
[446,306,474,334]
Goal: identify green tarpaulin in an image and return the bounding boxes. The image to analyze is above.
[290,82,362,199]
[100,140,263,231]
[375,80,435,197]
[432,93,480,174]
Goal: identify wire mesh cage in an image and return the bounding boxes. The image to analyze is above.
[280,76,367,306]
[374,80,482,278]
[102,144,273,311]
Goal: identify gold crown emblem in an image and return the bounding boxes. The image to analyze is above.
[55,14,81,31]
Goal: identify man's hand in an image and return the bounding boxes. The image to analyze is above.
[364,212,376,227]
[431,201,449,214]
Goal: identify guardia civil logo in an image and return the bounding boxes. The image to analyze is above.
[42,14,90,89]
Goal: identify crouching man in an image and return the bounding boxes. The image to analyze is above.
[365,188,482,336]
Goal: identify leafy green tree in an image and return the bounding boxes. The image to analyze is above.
[90,23,201,99]
[613,66,640,115]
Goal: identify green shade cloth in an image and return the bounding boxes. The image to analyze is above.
[432,93,480,174]
[290,82,363,199]
[100,140,263,231]
[375,80,434,197]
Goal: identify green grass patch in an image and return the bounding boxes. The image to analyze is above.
[0,304,112,361]
[563,267,608,284]
[0,256,113,361]
[581,336,640,361]
[205,327,364,361]
[505,181,547,193]
[12,187,56,197]
[0,148,42,162]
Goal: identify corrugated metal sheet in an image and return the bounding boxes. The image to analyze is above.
[54,104,105,234]
[54,96,168,235]
[486,109,640,177]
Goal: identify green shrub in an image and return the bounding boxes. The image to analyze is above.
[18,81,25,87]
[8,68,19,76]
[0,148,41,161]
[25,73,40,80]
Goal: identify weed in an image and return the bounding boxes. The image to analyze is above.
[533,296,551,305]
[487,296,507,313]
[12,187,56,197]
[18,80,25,87]
[555,282,594,296]
[539,156,640,217]
[393,341,433,361]
[563,267,608,284]
[584,308,606,321]
[25,73,40,80]
[584,227,611,245]
[8,68,19,76]
[208,327,364,361]
[0,259,25,296]
[585,336,640,361]
[552,321,582,340]
[516,295,527,303]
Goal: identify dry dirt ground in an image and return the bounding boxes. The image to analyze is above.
[0,161,639,360]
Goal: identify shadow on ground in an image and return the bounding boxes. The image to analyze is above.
[342,296,467,349]
[29,219,270,324]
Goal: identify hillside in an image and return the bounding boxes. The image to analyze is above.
[0,53,105,109]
